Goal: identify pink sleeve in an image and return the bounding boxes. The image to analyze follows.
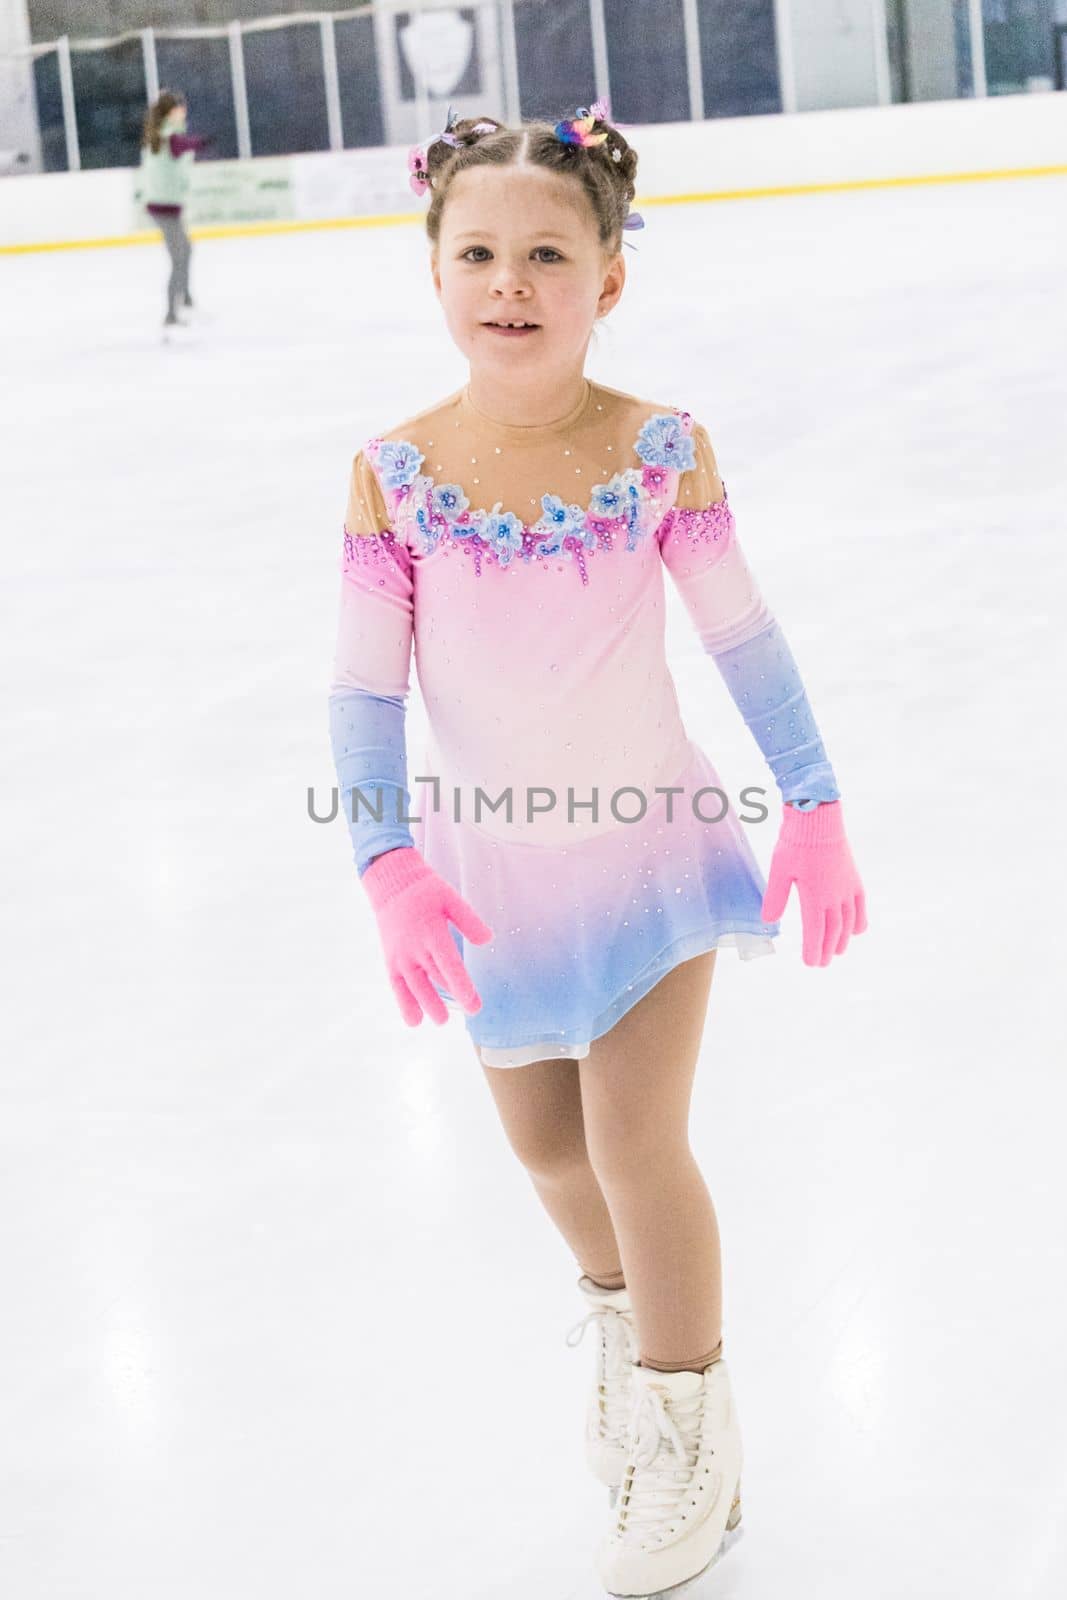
[329,448,415,701]
[657,421,771,653]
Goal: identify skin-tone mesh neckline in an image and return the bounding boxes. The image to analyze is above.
[457,376,595,440]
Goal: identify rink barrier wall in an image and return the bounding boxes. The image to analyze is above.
[2,92,1066,255]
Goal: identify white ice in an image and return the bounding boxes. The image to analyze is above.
[2,172,1065,1599]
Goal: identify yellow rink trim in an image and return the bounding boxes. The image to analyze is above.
[3,161,1066,256]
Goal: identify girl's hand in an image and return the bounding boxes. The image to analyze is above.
[361,846,494,1026]
[760,799,867,967]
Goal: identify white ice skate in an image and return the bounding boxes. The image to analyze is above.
[565,1274,638,1502]
[596,1359,743,1599]
[161,314,195,345]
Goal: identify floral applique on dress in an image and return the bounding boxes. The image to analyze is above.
[361,409,702,585]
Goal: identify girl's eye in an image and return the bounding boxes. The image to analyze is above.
[460,247,563,263]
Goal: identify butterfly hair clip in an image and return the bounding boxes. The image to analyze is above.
[553,96,611,148]
[553,97,645,248]
[408,104,500,196]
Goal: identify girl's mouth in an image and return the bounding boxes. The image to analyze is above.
[483,321,540,337]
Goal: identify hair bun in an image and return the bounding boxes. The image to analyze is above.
[416,111,504,190]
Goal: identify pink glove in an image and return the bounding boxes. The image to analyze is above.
[760,799,867,967]
[362,846,494,1026]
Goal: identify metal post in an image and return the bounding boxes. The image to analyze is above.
[141,26,159,104]
[967,0,988,96]
[228,18,252,159]
[321,14,343,150]
[772,0,797,113]
[498,0,521,124]
[587,0,611,110]
[56,33,80,171]
[680,0,705,119]
[869,0,892,106]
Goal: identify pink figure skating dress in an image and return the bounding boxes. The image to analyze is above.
[330,377,839,1066]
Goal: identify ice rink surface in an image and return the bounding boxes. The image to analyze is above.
[2,172,1066,1598]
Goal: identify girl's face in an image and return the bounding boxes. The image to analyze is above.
[431,164,624,382]
[162,103,187,132]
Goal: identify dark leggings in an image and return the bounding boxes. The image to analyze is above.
[156,211,192,321]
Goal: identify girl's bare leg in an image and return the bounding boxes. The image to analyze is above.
[579,951,721,1371]
[478,1049,623,1285]
[477,948,721,1368]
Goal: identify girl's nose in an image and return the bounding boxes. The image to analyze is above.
[490,266,532,295]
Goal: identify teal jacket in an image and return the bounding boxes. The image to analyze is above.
[137,132,209,209]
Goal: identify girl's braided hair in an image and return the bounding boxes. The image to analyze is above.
[413,103,640,257]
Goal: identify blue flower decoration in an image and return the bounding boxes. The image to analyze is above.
[409,473,443,551]
[590,469,642,520]
[367,410,695,573]
[447,518,483,544]
[432,481,469,519]
[483,507,525,567]
[634,414,696,472]
[448,510,485,542]
[534,528,570,559]
[376,440,425,490]
[532,494,586,557]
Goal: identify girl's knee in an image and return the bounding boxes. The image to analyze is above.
[507,1123,591,1187]
[587,1132,693,1197]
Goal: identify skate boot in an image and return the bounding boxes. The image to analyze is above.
[180,297,213,324]
[564,1274,638,1500]
[162,312,193,344]
[597,1358,743,1598]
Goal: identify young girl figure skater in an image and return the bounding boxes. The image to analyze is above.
[137,91,212,334]
[328,99,867,1598]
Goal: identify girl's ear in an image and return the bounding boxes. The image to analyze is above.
[597,250,625,318]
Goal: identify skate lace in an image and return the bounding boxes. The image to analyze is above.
[615,1382,704,1541]
[564,1304,635,1441]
